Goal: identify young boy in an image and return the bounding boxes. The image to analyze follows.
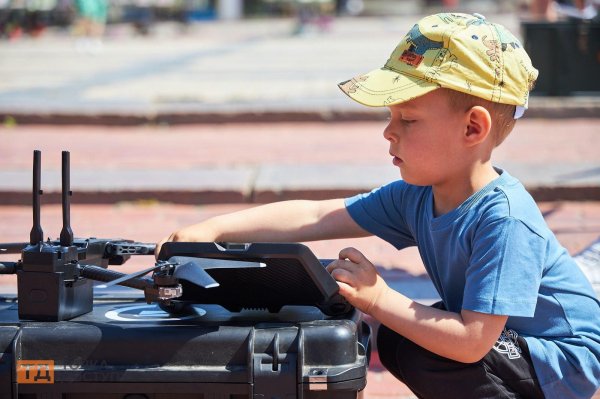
[158,13,600,399]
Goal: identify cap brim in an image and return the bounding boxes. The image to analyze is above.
[338,67,439,107]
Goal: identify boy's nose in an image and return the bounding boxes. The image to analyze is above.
[383,125,398,143]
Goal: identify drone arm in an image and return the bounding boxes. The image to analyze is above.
[0,243,29,254]
[105,242,156,257]
[0,262,17,274]
[79,264,177,304]
[79,264,152,291]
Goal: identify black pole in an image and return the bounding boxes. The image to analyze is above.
[29,150,43,245]
[60,151,74,247]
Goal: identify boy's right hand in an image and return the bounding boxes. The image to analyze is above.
[155,233,174,260]
[155,225,214,260]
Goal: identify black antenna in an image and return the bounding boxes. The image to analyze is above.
[59,151,74,247]
[29,150,44,245]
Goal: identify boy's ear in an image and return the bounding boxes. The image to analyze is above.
[464,106,492,146]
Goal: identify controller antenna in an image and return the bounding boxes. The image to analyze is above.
[59,151,74,247]
[29,150,44,245]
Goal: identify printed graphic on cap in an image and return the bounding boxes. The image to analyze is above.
[465,15,522,53]
[338,75,369,95]
[399,24,444,68]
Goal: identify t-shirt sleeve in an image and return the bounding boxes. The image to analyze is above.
[463,216,545,317]
[344,181,417,249]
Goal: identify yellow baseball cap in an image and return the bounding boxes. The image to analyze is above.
[338,13,539,118]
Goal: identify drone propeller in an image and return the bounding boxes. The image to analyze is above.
[172,261,219,288]
[169,256,265,289]
[96,257,265,290]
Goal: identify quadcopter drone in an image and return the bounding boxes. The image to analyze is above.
[0,150,350,321]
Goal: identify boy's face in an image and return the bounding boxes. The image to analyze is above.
[384,89,468,187]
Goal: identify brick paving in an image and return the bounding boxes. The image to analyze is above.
[1,118,599,204]
[2,119,599,169]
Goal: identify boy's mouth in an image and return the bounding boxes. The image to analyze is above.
[392,155,403,166]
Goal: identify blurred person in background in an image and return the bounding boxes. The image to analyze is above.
[292,0,335,35]
[0,0,54,39]
[530,0,598,20]
[73,0,108,53]
[335,0,363,16]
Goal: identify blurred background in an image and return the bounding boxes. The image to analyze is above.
[0,0,598,39]
[0,0,598,32]
[0,2,599,398]
[0,0,598,114]
[0,0,531,40]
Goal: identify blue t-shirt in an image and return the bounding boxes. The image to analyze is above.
[345,169,600,399]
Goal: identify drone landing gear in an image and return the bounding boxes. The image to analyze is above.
[158,300,195,316]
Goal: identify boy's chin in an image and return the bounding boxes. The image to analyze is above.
[400,173,430,187]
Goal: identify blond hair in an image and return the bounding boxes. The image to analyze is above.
[443,89,517,147]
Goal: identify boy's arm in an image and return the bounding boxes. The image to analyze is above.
[157,199,370,254]
[328,247,508,364]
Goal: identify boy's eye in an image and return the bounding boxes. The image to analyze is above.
[402,119,416,124]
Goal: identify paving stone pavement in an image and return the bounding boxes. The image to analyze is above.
[1,118,599,205]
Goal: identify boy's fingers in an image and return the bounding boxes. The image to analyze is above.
[325,259,340,273]
[326,259,356,274]
[336,281,353,298]
[330,266,356,287]
[154,240,164,260]
[326,259,346,273]
[154,234,173,259]
[338,247,367,264]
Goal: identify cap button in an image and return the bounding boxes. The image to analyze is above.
[473,13,486,19]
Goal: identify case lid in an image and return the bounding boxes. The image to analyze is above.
[158,242,351,315]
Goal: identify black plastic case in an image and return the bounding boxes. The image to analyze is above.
[0,298,370,399]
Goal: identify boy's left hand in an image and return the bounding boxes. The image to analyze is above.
[326,247,389,315]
